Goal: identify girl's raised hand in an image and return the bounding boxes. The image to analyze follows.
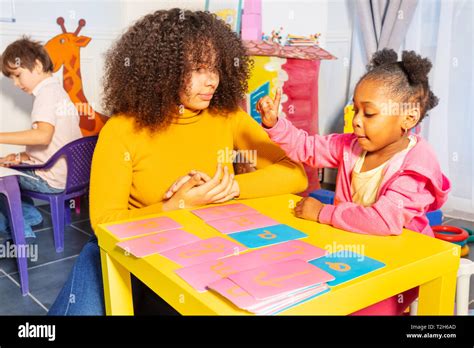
[256,88,281,128]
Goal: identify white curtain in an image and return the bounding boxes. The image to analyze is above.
[403,0,474,219]
[355,0,419,60]
[349,0,474,220]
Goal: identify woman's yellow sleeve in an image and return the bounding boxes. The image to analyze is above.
[89,118,163,232]
[232,110,308,199]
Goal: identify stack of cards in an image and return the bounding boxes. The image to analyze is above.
[175,240,327,292]
[208,259,334,315]
[191,203,308,248]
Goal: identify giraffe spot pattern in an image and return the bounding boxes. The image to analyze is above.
[64,76,74,92]
[69,55,77,69]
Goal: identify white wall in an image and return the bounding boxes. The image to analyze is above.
[0,0,353,161]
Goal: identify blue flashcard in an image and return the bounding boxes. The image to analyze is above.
[309,251,385,286]
[228,224,307,248]
[249,81,270,124]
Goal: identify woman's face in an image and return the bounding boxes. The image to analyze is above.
[179,65,219,112]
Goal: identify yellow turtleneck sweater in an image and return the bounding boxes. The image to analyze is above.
[90,108,307,231]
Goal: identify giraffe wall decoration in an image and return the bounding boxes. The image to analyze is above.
[45,17,109,136]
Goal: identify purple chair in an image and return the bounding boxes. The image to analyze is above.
[12,136,98,253]
[0,176,29,295]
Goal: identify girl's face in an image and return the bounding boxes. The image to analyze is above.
[179,64,219,112]
[8,60,46,94]
[352,79,408,153]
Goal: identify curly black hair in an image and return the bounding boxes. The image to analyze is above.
[358,48,439,123]
[102,8,252,132]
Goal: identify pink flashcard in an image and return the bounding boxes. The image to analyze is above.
[116,229,201,258]
[175,240,326,292]
[208,278,256,309]
[191,203,258,222]
[106,217,182,239]
[160,237,247,267]
[228,259,335,300]
[206,213,279,234]
[208,277,327,313]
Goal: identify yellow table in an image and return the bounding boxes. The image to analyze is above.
[96,194,460,315]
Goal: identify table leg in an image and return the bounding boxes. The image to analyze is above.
[417,269,457,315]
[100,249,134,315]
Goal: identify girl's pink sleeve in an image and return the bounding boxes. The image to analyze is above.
[318,174,436,236]
[263,117,350,168]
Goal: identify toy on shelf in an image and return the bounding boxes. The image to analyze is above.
[262,27,284,45]
[262,31,322,47]
[286,33,321,46]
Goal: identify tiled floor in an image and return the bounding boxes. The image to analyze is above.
[0,196,473,315]
[0,196,93,315]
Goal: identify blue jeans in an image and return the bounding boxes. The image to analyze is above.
[48,235,105,315]
[0,170,63,239]
[48,235,180,315]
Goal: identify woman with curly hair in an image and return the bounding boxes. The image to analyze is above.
[48,9,307,315]
[257,48,451,315]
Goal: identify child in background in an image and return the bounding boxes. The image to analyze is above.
[257,49,451,315]
[0,37,82,240]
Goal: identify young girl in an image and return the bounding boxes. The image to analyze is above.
[0,37,82,240]
[257,49,451,315]
[49,9,307,315]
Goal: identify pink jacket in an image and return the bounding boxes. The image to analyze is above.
[264,117,451,237]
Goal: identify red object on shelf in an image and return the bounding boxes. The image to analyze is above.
[243,40,336,60]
